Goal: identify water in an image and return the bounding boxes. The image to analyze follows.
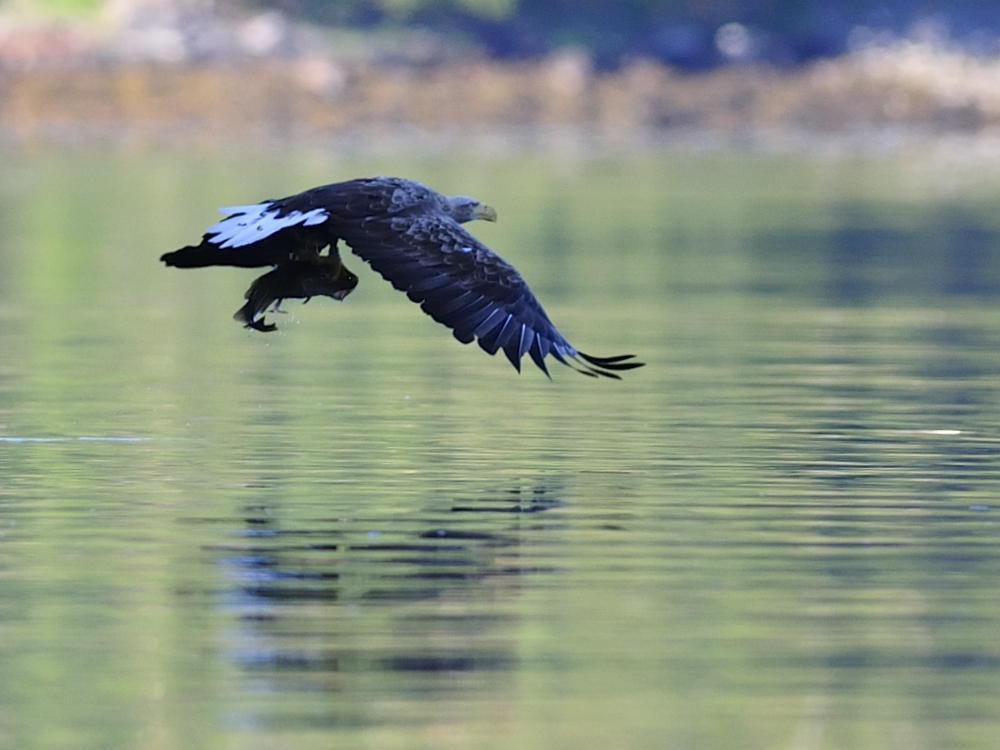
[1,144,1000,749]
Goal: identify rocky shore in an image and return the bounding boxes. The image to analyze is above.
[2,40,1000,146]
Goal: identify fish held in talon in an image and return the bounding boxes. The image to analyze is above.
[161,176,644,378]
[233,255,359,332]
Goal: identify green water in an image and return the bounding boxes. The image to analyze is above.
[2,144,1000,749]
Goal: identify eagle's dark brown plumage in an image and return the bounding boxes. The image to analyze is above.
[160,176,643,378]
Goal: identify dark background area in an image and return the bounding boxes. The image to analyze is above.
[239,0,1000,69]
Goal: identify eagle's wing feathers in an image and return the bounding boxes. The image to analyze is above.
[336,207,621,377]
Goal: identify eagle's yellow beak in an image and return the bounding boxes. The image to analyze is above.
[474,204,498,222]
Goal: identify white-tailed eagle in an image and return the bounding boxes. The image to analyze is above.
[161,177,643,379]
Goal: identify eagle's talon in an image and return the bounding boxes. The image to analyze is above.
[247,316,278,332]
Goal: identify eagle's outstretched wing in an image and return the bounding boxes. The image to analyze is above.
[333,202,637,377]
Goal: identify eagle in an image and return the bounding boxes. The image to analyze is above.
[160,176,643,379]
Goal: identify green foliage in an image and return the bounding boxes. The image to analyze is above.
[376,0,516,20]
[2,0,103,17]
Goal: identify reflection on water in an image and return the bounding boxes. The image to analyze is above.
[217,486,560,733]
[2,147,1000,749]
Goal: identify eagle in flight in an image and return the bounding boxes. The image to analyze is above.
[160,176,643,379]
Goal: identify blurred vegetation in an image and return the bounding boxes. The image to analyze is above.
[0,0,104,17]
[5,0,1000,70]
[246,0,841,68]
[242,0,1000,69]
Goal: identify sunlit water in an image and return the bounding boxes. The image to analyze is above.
[2,145,1000,749]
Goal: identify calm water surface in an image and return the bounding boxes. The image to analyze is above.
[1,145,1000,749]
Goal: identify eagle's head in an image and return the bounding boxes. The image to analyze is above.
[446,196,498,224]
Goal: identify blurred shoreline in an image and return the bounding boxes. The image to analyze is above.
[4,42,1000,152]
